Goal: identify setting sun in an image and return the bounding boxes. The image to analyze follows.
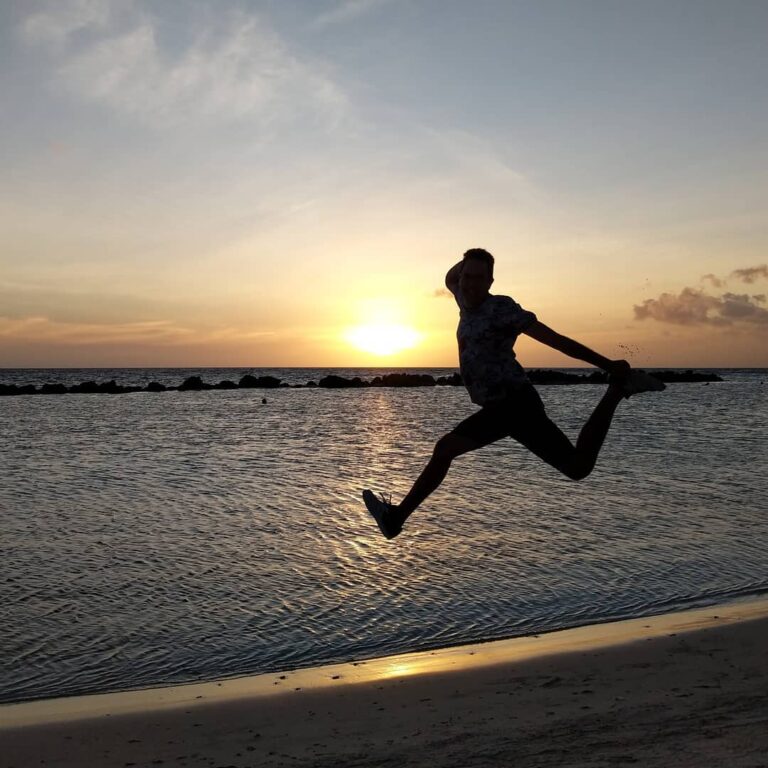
[344,324,422,356]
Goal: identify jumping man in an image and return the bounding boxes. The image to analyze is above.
[362,248,665,540]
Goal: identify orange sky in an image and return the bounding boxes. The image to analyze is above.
[1,2,767,368]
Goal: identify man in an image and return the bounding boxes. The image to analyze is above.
[363,247,664,540]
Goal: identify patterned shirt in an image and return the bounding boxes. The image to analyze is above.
[453,289,538,406]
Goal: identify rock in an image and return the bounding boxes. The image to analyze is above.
[179,376,212,391]
[214,380,238,390]
[40,383,68,395]
[528,370,594,385]
[146,382,167,392]
[371,373,436,387]
[69,381,101,394]
[0,384,37,396]
[238,374,281,388]
[318,375,366,388]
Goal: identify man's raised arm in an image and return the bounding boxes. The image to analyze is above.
[445,261,463,293]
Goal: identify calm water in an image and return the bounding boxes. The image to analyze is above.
[1,368,767,704]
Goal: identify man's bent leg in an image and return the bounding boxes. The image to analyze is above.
[571,383,625,478]
[395,433,481,525]
[512,384,624,481]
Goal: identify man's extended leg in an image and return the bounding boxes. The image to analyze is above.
[363,406,508,538]
[395,433,482,524]
[362,433,480,539]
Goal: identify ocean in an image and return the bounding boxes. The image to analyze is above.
[1,367,767,704]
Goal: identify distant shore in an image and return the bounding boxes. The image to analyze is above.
[0,368,723,397]
[2,597,767,767]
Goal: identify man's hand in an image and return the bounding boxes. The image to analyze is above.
[605,359,631,377]
[445,260,464,293]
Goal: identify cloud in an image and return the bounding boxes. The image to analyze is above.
[731,265,768,284]
[701,273,724,288]
[719,292,768,323]
[313,0,395,28]
[423,128,531,192]
[634,288,728,326]
[20,1,347,129]
[699,264,768,289]
[0,316,276,346]
[433,288,451,298]
[634,282,768,328]
[641,264,768,326]
[21,0,113,45]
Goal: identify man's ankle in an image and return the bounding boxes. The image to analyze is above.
[392,504,410,525]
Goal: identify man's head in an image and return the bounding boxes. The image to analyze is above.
[460,248,494,307]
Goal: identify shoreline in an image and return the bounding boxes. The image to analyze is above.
[4,596,768,767]
[3,592,764,713]
[4,595,768,730]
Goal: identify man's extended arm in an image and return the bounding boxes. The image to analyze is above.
[523,321,629,375]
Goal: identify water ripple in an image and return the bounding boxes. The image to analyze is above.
[1,374,767,703]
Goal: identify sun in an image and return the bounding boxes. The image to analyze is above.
[345,323,422,356]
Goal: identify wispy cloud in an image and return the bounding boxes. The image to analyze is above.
[313,0,395,28]
[21,0,114,45]
[423,128,531,191]
[732,265,768,284]
[20,1,348,129]
[635,265,768,327]
[0,315,276,346]
[701,273,724,288]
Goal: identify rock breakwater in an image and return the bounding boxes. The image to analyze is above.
[0,370,723,397]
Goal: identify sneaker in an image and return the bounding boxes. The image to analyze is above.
[362,489,402,540]
[619,369,666,398]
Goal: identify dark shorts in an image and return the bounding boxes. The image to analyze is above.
[451,384,574,467]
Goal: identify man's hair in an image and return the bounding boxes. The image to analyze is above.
[463,248,494,277]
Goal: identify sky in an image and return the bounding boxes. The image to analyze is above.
[1,0,767,368]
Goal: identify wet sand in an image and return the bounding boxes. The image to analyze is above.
[3,599,768,767]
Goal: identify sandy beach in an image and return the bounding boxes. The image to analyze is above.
[3,599,768,768]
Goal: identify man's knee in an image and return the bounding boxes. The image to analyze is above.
[563,461,592,481]
[434,433,470,461]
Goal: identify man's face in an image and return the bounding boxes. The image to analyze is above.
[459,258,493,308]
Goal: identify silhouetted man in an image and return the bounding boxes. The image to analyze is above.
[363,248,664,539]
